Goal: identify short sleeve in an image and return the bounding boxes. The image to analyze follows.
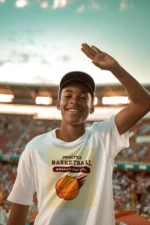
[7,145,35,205]
[109,115,129,158]
[92,115,130,159]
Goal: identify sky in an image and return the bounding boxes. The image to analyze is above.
[0,0,150,86]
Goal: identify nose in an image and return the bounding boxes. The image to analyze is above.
[70,99,81,104]
[70,96,81,104]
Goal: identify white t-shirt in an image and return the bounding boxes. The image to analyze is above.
[7,115,129,225]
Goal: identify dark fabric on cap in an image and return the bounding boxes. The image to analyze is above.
[58,71,95,99]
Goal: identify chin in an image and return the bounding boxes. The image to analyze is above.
[62,117,82,125]
[67,120,86,126]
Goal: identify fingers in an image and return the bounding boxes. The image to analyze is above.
[81,43,104,60]
[81,47,93,60]
[81,43,96,60]
[91,45,103,54]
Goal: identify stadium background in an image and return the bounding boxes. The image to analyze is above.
[0,0,150,224]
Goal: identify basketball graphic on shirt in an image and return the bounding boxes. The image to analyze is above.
[55,175,86,200]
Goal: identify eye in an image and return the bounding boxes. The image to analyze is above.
[81,96,88,100]
[64,95,72,98]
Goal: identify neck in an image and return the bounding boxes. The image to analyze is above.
[56,122,86,142]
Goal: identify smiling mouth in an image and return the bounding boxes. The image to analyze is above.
[67,109,80,112]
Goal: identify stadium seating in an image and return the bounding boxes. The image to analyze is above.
[0,114,150,224]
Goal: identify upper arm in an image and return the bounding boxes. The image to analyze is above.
[7,148,36,206]
[7,203,30,225]
[115,103,150,135]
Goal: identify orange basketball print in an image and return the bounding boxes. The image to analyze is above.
[55,175,86,200]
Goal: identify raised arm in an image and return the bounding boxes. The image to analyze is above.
[81,43,150,135]
[7,203,29,225]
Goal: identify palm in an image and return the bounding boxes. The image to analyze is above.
[81,43,118,71]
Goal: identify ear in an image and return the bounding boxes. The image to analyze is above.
[90,105,95,114]
[56,100,60,110]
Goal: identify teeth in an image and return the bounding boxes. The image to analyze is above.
[68,109,79,112]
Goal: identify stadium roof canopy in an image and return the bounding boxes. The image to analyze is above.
[0,83,150,106]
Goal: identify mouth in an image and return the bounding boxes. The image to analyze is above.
[66,108,81,113]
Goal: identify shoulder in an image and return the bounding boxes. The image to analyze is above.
[90,115,115,133]
[24,130,53,153]
[29,131,52,144]
[19,132,53,164]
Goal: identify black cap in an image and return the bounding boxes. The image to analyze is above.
[58,71,95,99]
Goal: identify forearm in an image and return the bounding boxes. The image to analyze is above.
[7,203,29,225]
[111,64,150,107]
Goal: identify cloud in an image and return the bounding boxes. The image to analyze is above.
[10,50,17,56]
[120,0,128,11]
[0,60,8,66]
[120,0,134,11]
[0,62,54,84]
[10,51,50,65]
[9,51,30,63]
[91,0,100,10]
[77,4,85,13]
[0,0,6,3]
[8,36,17,43]
[58,55,71,62]
[20,53,30,63]
[40,1,49,8]
[28,40,35,45]
[40,56,50,65]
[33,75,50,83]
[52,0,68,9]
[15,0,29,8]
[41,59,50,65]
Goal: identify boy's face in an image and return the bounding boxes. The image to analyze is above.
[57,81,95,126]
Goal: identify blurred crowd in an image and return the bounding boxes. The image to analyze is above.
[0,163,150,224]
[0,114,61,155]
[0,114,150,163]
[113,170,150,216]
[0,114,150,224]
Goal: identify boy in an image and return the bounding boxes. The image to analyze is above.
[7,43,150,225]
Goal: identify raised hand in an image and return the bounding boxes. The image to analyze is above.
[81,43,118,72]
